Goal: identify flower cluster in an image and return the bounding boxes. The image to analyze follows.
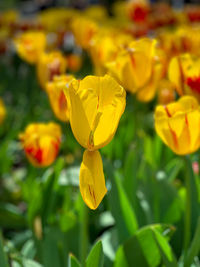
[0,0,200,209]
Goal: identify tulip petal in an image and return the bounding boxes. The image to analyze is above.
[94,75,126,149]
[168,56,182,95]
[137,62,162,102]
[80,150,107,210]
[168,114,185,138]
[68,79,92,149]
[179,95,199,110]
[187,110,200,150]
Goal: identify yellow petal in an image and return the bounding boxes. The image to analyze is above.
[80,150,107,210]
[68,79,94,149]
[136,61,162,102]
[179,95,199,111]
[187,110,200,151]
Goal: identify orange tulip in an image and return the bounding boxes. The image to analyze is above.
[19,122,61,167]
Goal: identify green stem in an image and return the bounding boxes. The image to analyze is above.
[183,155,192,252]
[80,203,89,266]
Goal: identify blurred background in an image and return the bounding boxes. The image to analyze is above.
[1,0,200,13]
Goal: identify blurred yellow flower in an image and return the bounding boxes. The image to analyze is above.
[71,17,98,49]
[14,31,46,64]
[155,96,200,155]
[46,74,74,121]
[168,53,200,102]
[89,29,133,75]
[66,75,126,151]
[157,25,200,59]
[37,8,78,32]
[19,122,61,167]
[84,5,108,22]
[1,10,19,26]
[107,38,163,102]
[0,98,6,125]
[37,51,67,90]
[80,150,107,210]
[157,79,175,105]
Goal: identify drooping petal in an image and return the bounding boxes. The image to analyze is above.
[80,150,107,210]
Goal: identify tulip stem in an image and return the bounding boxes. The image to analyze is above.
[184,155,192,252]
[80,202,89,266]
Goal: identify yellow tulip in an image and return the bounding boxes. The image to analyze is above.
[14,31,46,64]
[71,16,98,50]
[1,10,19,26]
[19,122,61,167]
[37,8,78,32]
[37,51,67,90]
[84,5,108,22]
[155,96,200,155]
[168,53,200,101]
[0,98,6,125]
[65,75,126,150]
[107,38,163,102]
[89,29,133,75]
[80,150,107,210]
[46,74,74,121]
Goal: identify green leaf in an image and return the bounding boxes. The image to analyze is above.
[22,259,43,267]
[165,158,183,183]
[153,229,177,267]
[0,204,26,229]
[0,232,9,267]
[21,239,36,259]
[86,240,104,267]
[123,147,139,206]
[114,224,177,267]
[183,156,200,251]
[105,160,138,241]
[68,254,81,267]
[184,217,200,267]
